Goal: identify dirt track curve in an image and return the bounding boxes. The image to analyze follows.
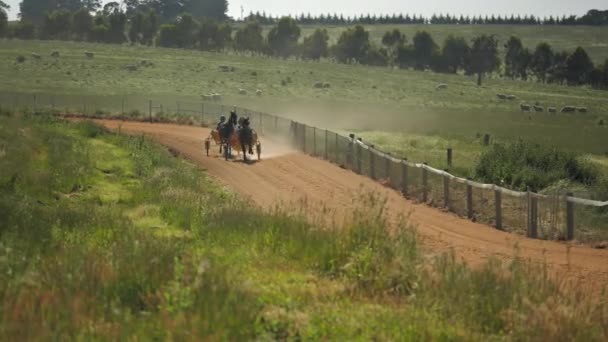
[97,120,608,291]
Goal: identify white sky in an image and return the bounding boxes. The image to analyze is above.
[4,0,606,20]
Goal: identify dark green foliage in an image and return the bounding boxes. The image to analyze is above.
[467,34,500,85]
[531,42,554,82]
[0,7,7,38]
[42,10,72,40]
[300,28,329,60]
[71,8,93,41]
[565,47,595,85]
[412,31,438,70]
[333,25,371,63]
[437,35,470,73]
[504,36,531,80]
[234,21,264,52]
[267,17,301,58]
[474,140,599,191]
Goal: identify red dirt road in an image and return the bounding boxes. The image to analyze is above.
[97,120,608,291]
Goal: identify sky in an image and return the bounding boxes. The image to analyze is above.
[4,0,606,20]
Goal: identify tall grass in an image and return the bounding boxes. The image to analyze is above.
[0,112,606,340]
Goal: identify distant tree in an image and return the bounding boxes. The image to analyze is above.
[395,45,415,69]
[267,17,301,57]
[362,46,389,66]
[530,42,554,83]
[197,18,230,50]
[412,31,438,70]
[0,0,8,9]
[71,7,93,40]
[157,23,178,47]
[234,21,264,52]
[9,20,36,39]
[333,25,371,63]
[174,13,198,48]
[0,3,7,37]
[504,36,524,79]
[142,9,159,45]
[467,34,500,86]
[43,10,71,40]
[128,10,145,44]
[381,28,406,48]
[565,47,594,85]
[105,6,127,43]
[440,35,470,73]
[185,0,228,21]
[19,0,56,25]
[301,28,329,60]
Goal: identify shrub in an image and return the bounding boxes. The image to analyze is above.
[474,140,599,191]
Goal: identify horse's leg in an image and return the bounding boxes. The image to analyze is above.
[241,143,247,161]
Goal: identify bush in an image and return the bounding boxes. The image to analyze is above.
[474,140,599,191]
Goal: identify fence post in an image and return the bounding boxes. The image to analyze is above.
[527,187,538,238]
[422,163,428,203]
[148,100,152,121]
[443,171,450,209]
[312,127,317,156]
[401,160,408,197]
[301,124,306,152]
[447,148,453,167]
[335,132,339,164]
[370,149,376,180]
[385,153,391,180]
[324,130,328,159]
[466,179,473,219]
[566,192,574,240]
[495,188,502,230]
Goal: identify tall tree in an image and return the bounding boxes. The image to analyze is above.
[185,0,228,21]
[504,36,524,79]
[565,47,594,85]
[0,5,7,38]
[441,35,470,73]
[234,21,264,52]
[267,17,301,58]
[71,7,93,40]
[128,10,145,44]
[301,28,329,60]
[333,25,371,63]
[530,42,554,83]
[19,0,57,25]
[141,9,158,45]
[43,9,71,39]
[174,13,198,48]
[467,34,500,86]
[412,31,438,70]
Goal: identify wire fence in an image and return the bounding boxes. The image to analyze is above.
[2,91,608,243]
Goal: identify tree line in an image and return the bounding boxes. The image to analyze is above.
[247,9,608,26]
[1,4,607,90]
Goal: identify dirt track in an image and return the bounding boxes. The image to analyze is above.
[97,120,608,291]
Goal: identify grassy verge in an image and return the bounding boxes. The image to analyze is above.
[0,111,606,339]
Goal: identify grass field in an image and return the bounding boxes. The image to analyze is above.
[1,111,606,339]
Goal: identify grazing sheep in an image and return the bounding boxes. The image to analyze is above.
[85,52,94,58]
[533,105,544,112]
[561,106,577,113]
[238,88,247,95]
[520,103,531,111]
[219,65,235,72]
[16,55,26,63]
[577,107,588,113]
[322,82,331,89]
[124,64,138,71]
[436,83,448,90]
[51,51,60,58]
[496,94,508,100]
[548,107,557,113]
[256,89,262,96]
[251,71,258,76]
[139,59,153,67]
[506,94,517,100]
[313,81,324,89]
[31,53,41,60]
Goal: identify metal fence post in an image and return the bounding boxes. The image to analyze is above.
[422,163,428,203]
[443,172,450,209]
[495,188,502,230]
[401,160,408,197]
[466,179,473,219]
[566,192,574,240]
[447,148,453,167]
[370,149,376,180]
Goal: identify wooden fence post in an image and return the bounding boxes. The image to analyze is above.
[385,153,391,180]
[370,149,376,180]
[443,171,450,209]
[422,163,428,203]
[447,148,453,167]
[356,143,362,174]
[566,192,574,240]
[466,179,473,219]
[527,187,538,238]
[312,127,317,156]
[495,188,502,230]
[324,130,328,159]
[401,160,409,197]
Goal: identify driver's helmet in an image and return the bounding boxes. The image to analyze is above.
[219,115,226,122]
[243,117,250,126]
